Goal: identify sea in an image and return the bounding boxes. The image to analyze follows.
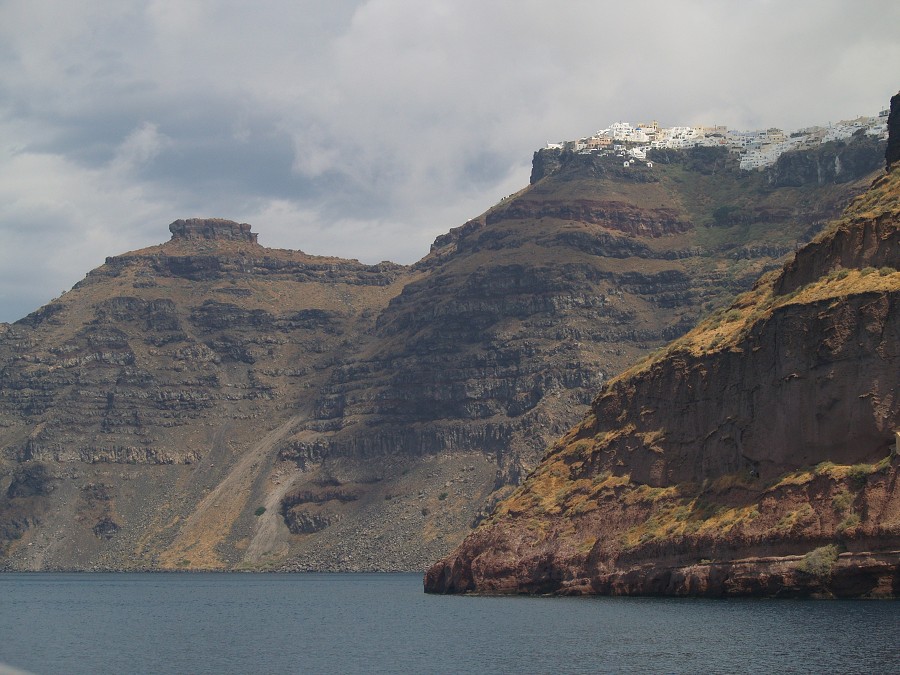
[0,573,897,674]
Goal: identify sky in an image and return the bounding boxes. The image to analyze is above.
[1,0,898,323]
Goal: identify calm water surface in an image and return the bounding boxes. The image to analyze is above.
[0,573,897,674]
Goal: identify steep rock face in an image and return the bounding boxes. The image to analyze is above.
[425,165,900,597]
[887,91,900,172]
[775,199,899,294]
[485,200,689,237]
[0,225,402,468]
[169,217,258,243]
[0,222,424,570]
[0,130,886,573]
[584,291,898,488]
[765,134,885,188]
[535,142,884,189]
[283,132,883,491]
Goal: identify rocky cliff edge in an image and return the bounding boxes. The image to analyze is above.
[425,93,900,597]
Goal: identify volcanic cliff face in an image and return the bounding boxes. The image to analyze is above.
[425,126,900,596]
[0,218,417,570]
[0,132,885,572]
[281,133,883,493]
[887,91,900,172]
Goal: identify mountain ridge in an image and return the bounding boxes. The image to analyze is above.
[424,96,900,596]
[0,124,888,573]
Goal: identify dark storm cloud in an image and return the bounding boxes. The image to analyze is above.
[1,0,898,322]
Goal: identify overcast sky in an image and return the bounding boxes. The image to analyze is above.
[1,0,898,322]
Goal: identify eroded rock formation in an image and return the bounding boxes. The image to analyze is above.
[169,218,259,243]
[425,159,900,598]
[0,131,887,573]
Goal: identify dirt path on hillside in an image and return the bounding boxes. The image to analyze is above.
[158,416,300,569]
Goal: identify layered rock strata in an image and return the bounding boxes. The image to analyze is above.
[425,132,900,596]
[169,217,259,243]
[0,129,887,573]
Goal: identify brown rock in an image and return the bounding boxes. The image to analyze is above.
[168,218,258,243]
[425,132,900,597]
[0,122,887,573]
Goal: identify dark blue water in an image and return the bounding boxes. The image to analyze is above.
[0,573,897,674]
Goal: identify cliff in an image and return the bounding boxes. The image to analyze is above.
[887,91,900,172]
[424,107,900,596]
[0,124,887,573]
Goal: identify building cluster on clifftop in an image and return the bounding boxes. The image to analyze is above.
[548,108,890,170]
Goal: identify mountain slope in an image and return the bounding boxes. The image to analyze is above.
[278,136,883,490]
[0,130,886,572]
[0,219,412,569]
[424,118,900,596]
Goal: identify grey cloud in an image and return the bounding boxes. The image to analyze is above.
[1,0,898,322]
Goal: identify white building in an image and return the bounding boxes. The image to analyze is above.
[608,122,635,140]
[560,109,883,172]
[629,146,649,160]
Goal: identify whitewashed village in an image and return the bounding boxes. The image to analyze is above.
[549,108,890,171]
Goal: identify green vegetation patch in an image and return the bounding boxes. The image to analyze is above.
[797,544,839,578]
[836,513,860,533]
[831,490,852,513]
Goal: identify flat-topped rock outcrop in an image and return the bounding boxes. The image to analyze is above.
[0,122,888,574]
[169,218,258,243]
